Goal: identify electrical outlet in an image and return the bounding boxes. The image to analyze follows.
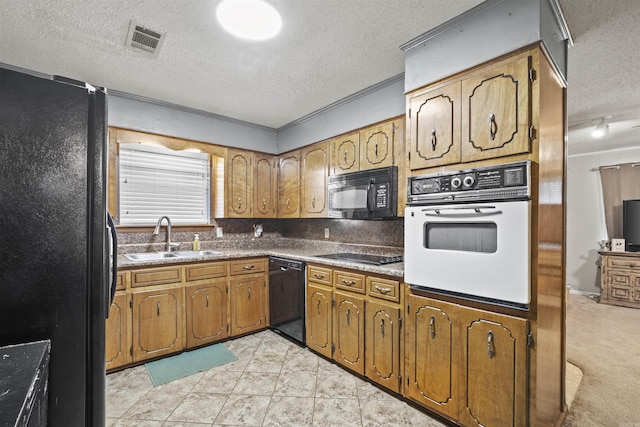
[324,228,330,239]
[216,227,223,238]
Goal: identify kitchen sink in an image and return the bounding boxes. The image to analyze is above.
[124,252,180,261]
[124,250,223,262]
[172,250,223,257]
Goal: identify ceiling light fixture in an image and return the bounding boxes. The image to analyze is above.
[592,117,609,138]
[216,0,282,41]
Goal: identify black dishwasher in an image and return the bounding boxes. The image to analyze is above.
[269,257,305,344]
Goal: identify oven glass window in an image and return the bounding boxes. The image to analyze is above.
[424,222,497,253]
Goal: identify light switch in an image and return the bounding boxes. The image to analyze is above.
[324,228,330,239]
[217,227,223,238]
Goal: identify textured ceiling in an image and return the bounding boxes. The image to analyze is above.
[1,0,639,155]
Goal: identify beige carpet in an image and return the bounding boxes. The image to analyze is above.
[563,294,640,426]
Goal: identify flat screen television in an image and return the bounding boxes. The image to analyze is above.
[623,199,640,252]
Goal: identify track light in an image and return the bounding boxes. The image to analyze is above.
[592,118,609,138]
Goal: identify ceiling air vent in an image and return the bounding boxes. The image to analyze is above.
[125,20,166,56]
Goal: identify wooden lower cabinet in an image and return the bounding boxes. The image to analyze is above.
[229,273,268,336]
[365,299,401,393]
[405,295,460,419]
[306,283,333,358]
[132,286,184,362]
[105,292,131,370]
[333,290,365,375]
[459,308,528,427]
[599,251,640,308]
[186,280,228,347]
[405,294,529,427]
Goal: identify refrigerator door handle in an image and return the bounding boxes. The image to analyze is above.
[107,211,118,307]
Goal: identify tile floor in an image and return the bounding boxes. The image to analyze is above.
[106,329,447,426]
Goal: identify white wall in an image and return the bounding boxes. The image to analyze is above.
[566,146,640,294]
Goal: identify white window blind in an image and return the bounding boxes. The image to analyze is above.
[119,143,210,225]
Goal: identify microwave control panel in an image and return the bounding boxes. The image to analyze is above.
[407,161,531,204]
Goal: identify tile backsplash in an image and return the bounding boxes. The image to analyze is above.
[117,218,404,253]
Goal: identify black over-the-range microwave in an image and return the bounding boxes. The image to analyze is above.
[327,166,398,219]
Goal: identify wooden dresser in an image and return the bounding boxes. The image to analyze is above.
[600,251,640,308]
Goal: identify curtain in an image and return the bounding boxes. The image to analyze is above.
[599,162,640,239]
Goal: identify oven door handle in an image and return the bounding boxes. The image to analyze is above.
[421,206,502,216]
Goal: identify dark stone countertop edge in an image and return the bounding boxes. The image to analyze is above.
[118,247,404,278]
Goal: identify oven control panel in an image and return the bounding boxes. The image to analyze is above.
[407,161,531,204]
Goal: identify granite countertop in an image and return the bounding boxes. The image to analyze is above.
[117,241,404,278]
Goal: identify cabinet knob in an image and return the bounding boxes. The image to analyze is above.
[238,197,242,210]
[317,299,321,314]
[430,315,435,338]
[380,318,385,338]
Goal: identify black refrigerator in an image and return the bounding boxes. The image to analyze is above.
[0,66,116,426]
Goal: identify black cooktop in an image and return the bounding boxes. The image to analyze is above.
[314,252,403,265]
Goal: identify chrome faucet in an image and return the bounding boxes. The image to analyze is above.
[153,216,180,252]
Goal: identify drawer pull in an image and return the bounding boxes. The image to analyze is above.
[243,265,255,270]
[342,279,356,286]
[487,331,495,359]
[374,285,392,294]
[314,273,324,279]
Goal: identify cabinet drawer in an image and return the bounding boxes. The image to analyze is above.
[230,258,266,275]
[308,265,333,286]
[607,256,640,270]
[367,276,400,302]
[131,266,182,288]
[609,285,632,301]
[186,262,228,282]
[115,270,129,291]
[335,270,365,294]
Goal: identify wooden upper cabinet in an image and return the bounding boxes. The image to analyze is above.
[360,121,395,170]
[408,81,461,170]
[277,150,301,218]
[331,132,360,175]
[301,142,329,217]
[253,153,277,218]
[226,149,253,218]
[461,52,532,163]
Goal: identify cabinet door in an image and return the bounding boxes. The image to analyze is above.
[301,142,329,217]
[277,151,300,218]
[331,132,359,175]
[360,121,394,170]
[405,295,460,419]
[306,283,333,358]
[106,292,131,370]
[461,52,531,162]
[333,291,365,375]
[408,82,461,169]
[227,149,253,217]
[186,281,228,348]
[132,287,183,362]
[229,274,267,336]
[365,299,401,393]
[253,153,277,218]
[459,308,528,427]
